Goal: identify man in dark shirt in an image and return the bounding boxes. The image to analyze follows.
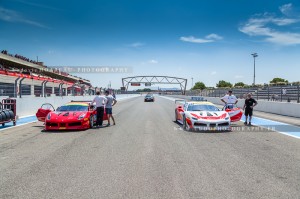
[243,93,258,126]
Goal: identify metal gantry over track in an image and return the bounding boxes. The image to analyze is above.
[122,76,188,95]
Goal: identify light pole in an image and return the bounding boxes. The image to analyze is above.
[191,77,194,89]
[251,53,258,86]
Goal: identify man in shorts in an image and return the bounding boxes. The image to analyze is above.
[105,90,117,126]
[243,93,258,126]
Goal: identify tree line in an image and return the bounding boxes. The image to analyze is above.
[191,77,293,90]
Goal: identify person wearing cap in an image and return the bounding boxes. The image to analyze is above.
[243,93,258,126]
[221,90,238,109]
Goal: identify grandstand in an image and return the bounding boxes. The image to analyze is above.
[0,51,96,97]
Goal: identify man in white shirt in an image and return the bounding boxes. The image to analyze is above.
[92,91,107,127]
[221,90,238,109]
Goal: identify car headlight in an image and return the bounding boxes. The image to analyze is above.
[225,117,230,120]
[78,113,86,120]
[191,117,198,120]
[47,113,51,120]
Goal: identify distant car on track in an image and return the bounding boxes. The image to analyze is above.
[36,101,108,130]
[144,94,155,102]
[175,100,231,131]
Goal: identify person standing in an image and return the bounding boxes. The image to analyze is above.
[282,88,287,96]
[112,91,116,99]
[92,91,107,127]
[105,90,117,126]
[243,93,258,126]
[221,90,238,109]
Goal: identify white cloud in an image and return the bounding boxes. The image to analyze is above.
[206,33,223,40]
[280,3,293,16]
[0,7,48,28]
[17,0,63,11]
[129,42,145,48]
[211,71,217,75]
[180,36,213,43]
[180,33,223,44]
[239,6,300,45]
[149,59,158,64]
[265,32,300,45]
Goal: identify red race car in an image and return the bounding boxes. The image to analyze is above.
[36,101,108,130]
[222,103,243,122]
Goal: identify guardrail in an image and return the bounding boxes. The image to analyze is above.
[184,85,300,103]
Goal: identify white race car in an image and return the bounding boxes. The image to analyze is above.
[175,100,231,131]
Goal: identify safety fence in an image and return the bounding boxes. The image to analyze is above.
[185,85,300,103]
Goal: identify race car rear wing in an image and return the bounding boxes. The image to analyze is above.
[71,100,93,102]
[71,100,94,106]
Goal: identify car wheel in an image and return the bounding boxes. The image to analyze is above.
[90,116,94,128]
[175,110,178,121]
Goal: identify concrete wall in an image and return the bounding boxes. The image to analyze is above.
[0,94,138,118]
[167,95,300,118]
[0,74,15,84]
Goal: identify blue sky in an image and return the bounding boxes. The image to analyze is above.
[1,0,300,89]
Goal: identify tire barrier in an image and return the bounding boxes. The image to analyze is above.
[0,100,16,126]
[0,110,15,121]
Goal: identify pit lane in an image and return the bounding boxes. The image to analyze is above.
[0,96,299,199]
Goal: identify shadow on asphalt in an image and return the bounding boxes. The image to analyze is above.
[39,124,112,133]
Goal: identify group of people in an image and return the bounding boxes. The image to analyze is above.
[1,50,44,66]
[92,90,117,127]
[221,90,258,126]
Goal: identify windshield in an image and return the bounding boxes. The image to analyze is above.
[187,104,219,112]
[57,105,88,112]
[146,95,153,97]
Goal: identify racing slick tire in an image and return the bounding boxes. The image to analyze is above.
[175,110,177,121]
[90,115,94,128]
[6,110,14,120]
[0,111,8,121]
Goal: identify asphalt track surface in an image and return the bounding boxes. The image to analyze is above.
[0,96,299,199]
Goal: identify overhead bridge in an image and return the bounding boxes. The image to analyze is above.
[122,76,187,95]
